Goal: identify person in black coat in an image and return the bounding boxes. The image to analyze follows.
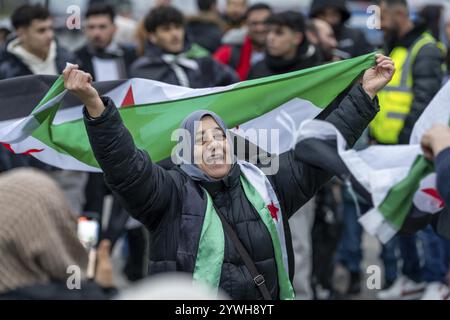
[75,3,137,81]
[62,54,394,299]
[248,11,324,80]
[129,6,239,88]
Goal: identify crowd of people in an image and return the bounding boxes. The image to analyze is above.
[0,0,449,300]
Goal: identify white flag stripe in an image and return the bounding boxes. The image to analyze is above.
[0,91,67,142]
[358,208,398,244]
[233,98,322,155]
[9,136,100,172]
[410,80,450,145]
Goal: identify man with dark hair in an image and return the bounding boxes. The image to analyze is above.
[129,6,238,88]
[248,11,323,79]
[0,4,75,79]
[223,0,248,30]
[306,19,343,62]
[214,3,272,80]
[0,4,87,216]
[186,0,226,53]
[309,0,372,58]
[75,3,137,81]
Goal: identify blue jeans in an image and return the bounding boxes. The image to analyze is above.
[398,234,422,282]
[337,200,398,282]
[399,225,450,283]
[445,238,450,269]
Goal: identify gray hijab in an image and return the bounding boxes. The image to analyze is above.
[175,110,235,182]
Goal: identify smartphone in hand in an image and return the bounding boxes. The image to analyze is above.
[77,212,101,279]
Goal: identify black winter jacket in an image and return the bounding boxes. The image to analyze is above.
[248,41,323,80]
[0,38,77,80]
[129,42,239,88]
[83,84,379,299]
[75,44,137,81]
[186,14,225,53]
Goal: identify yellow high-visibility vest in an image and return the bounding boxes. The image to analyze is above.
[370,33,437,144]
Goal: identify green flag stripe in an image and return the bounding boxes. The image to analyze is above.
[378,156,434,229]
[32,76,65,114]
[29,53,375,167]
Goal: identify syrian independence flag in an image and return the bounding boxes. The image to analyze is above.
[296,80,450,243]
[0,52,375,172]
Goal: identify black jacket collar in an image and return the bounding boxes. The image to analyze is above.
[200,164,241,197]
[264,40,321,74]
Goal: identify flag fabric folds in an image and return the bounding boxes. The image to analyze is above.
[0,53,376,172]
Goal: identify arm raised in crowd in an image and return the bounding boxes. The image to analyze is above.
[63,65,179,231]
[273,55,395,219]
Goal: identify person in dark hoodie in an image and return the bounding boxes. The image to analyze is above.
[0,169,115,300]
[62,52,395,299]
[186,0,227,53]
[309,0,372,59]
[248,11,323,80]
[129,6,239,88]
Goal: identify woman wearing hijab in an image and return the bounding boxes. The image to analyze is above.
[0,168,115,299]
[63,54,395,300]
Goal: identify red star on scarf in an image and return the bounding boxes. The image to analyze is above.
[422,188,445,209]
[267,201,279,221]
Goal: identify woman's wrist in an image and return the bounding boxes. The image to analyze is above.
[84,95,105,118]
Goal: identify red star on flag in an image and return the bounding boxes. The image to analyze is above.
[267,201,279,221]
[422,188,445,209]
[121,85,135,107]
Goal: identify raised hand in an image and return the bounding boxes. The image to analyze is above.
[63,64,105,118]
[362,54,395,99]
